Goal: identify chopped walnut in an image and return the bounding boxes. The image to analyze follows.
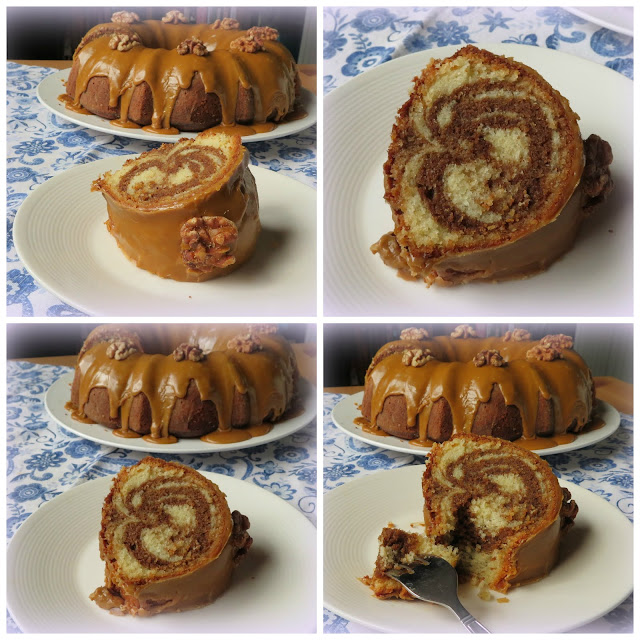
[247,26,279,41]
[451,324,477,339]
[502,328,531,342]
[247,324,278,335]
[401,348,434,368]
[106,338,139,361]
[108,33,141,52]
[582,134,614,211]
[399,327,430,341]
[560,487,579,529]
[177,37,207,56]
[180,216,238,273]
[231,510,252,560]
[229,34,264,53]
[211,17,241,30]
[172,343,205,362]
[111,11,140,24]
[162,10,189,24]
[526,345,563,362]
[540,334,573,350]
[227,333,263,354]
[473,350,505,368]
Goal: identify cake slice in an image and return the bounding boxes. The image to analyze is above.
[92,130,259,282]
[363,434,578,600]
[90,457,252,616]
[377,45,613,286]
[422,434,577,593]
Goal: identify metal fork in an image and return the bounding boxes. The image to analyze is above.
[386,556,490,633]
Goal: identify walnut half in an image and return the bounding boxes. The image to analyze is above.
[402,348,434,368]
[177,37,208,56]
[172,343,205,362]
[451,324,477,339]
[108,33,141,52]
[162,10,188,24]
[106,338,139,361]
[503,328,531,342]
[540,334,573,350]
[180,216,238,273]
[111,11,140,24]
[229,35,264,53]
[526,345,563,362]
[228,333,263,354]
[247,26,279,41]
[473,350,505,368]
[399,327,430,341]
[212,18,241,30]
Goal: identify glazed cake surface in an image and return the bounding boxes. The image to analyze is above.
[92,130,259,282]
[70,324,298,443]
[376,45,613,286]
[361,326,594,444]
[91,457,252,616]
[66,11,299,133]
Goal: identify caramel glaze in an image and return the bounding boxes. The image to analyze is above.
[200,423,272,444]
[67,21,298,130]
[366,336,593,442]
[73,329,296,442]
[95,146,259,282]
[373,179,585,287]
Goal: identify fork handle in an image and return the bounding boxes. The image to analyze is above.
[451,603,490,633]
[459,613,490,633]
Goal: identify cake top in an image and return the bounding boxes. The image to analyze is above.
[76,10,284,56]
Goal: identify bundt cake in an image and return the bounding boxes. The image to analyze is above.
[90,457,252,616]
[65,10,300,135]
[69,324,299,444]
[92,130,259,282]
[360,325,595,446]
[363,434,578,598]
[375,45,613,286]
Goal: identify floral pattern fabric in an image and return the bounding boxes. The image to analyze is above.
[323,392,633,633]
[324,6,633,94]
[6,362,317,633]
[6,62,317,317]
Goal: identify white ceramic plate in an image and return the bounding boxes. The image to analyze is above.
[324,465,632,633]
[46,371,316,454]
[331,393,620,457]
[566,7,634,37]
[14,158,316,316]
[37,69,317,143]
[324,44,633,317]
[7,472,316,633]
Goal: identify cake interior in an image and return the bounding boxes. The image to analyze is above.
[96,132,243,209]
[104,461,229,584]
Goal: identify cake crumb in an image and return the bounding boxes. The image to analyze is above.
[497,597,510,603]
[477,584,492,601]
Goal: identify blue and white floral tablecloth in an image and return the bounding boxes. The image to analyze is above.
[323,392,633,634]
[6,62,317,317]
[324,6,633,94]
[6,361,317,633]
